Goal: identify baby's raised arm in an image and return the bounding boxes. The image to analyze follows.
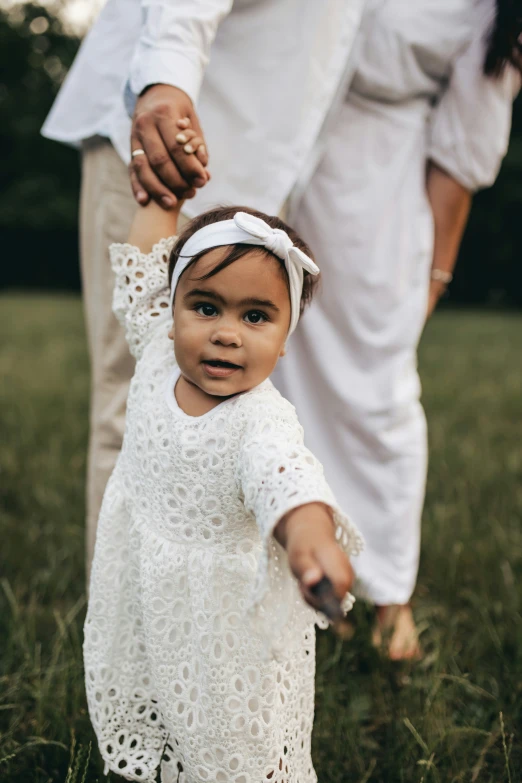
[127,200,181,255]
[110,201,183,360]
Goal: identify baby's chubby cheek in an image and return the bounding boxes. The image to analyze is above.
[168,324,188,371]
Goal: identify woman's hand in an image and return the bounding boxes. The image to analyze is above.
[130,85,210,209]
[426,279,447,319]
[425,161,472,321]
[274,503,354,609]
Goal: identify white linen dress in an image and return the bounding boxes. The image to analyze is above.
[84,238,363,783]
[273,0,520,605]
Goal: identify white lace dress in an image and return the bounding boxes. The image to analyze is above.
[84,238,363,783]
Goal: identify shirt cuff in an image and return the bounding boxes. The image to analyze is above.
[125,48,205,117]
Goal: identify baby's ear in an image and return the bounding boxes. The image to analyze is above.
[168,324,175,341]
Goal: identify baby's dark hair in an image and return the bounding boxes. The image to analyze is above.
[168,206,318,315]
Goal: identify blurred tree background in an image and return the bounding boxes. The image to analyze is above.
[1,0,521,304]
[1,1,82,291]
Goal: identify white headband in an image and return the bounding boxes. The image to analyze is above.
[169,211,320,336]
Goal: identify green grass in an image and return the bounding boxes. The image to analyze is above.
[1,294,521,783]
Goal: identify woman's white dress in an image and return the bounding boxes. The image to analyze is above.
[84,239,363,783]
[273,0,520,605]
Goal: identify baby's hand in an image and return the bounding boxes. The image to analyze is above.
[274,503,354,611]
[175,117,210,175]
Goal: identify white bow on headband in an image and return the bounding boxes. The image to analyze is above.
[169,211,320,336]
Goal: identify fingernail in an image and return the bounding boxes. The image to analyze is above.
[161,196,174,208]
[184,144,194,154]
[197,144,206,157]
[176,133,187,143]
[177,117,189,127]
[302,569,320,585]
[137,191,147,203]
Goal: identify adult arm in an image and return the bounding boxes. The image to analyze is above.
[127,0,234,208]
[425,163,472,319]
[425,1,520,317]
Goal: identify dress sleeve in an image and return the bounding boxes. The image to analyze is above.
[428,1,520,192]
[237,392,364,645]
[110,236,176,360]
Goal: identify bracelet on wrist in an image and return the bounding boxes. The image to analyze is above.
[430,268,453,285]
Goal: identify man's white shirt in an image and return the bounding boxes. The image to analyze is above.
[42,0,366,216]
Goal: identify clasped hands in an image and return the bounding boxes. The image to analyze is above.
[130,84,210,208]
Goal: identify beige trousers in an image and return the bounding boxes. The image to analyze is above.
[80,138,136,569]
[80,138,190,571]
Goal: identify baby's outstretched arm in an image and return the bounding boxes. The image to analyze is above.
[238,397,363,633]
[274,504,355,610]
[127,200,182,254]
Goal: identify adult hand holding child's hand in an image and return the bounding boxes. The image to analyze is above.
[131,85,210,209]
[275,503,355,611]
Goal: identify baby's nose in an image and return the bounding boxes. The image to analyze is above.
[211,327,242,348]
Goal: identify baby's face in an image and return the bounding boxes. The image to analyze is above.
[169,247,291,398]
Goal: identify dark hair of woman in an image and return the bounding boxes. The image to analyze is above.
[169,206,318,315]
[485,0,522,76]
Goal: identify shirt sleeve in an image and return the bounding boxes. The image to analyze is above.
[427,3,520,192]
[237,392,364,652]
[110,236,176,360]
[125,0,234,115]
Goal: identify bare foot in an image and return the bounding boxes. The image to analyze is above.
[372,604,422,661]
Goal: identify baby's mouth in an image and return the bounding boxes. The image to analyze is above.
[202,359,243,377]
[203,359,242,369]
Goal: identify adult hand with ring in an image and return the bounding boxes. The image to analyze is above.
[130,84,210,210]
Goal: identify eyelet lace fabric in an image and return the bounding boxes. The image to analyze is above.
[84,240,364,783]
[111,236,176,360]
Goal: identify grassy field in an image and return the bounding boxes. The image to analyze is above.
[1,294,521,783]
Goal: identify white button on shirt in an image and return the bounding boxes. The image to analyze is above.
[42,0,366,216]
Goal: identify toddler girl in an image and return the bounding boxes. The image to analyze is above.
[84,198,363,783]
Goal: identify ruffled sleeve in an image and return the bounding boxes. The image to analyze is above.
[428,1,520,192]
[236,389,364,648]
[110,236,176,360]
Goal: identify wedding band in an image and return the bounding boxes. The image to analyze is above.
[131,149,146,158]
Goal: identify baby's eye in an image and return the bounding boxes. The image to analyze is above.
[244,310,267,325]
[195,303,218,317]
